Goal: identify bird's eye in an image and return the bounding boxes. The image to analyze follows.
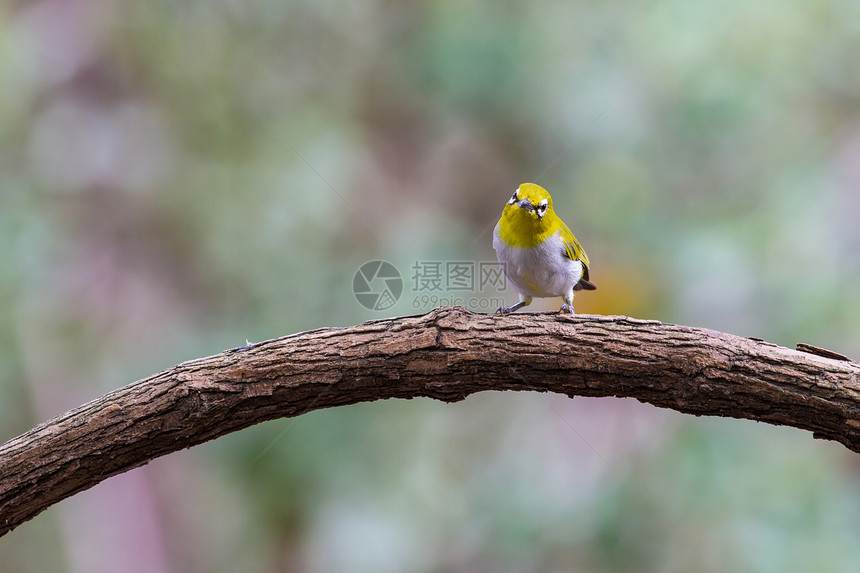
[509,190,519,204]
[537,200,548,214]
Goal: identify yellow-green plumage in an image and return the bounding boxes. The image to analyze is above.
[493,182,595,314]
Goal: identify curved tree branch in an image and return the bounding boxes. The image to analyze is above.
[1,307,858,536]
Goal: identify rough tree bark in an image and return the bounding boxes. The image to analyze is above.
[1,307,858,536]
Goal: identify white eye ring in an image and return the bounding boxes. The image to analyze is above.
[537,199,548,216]
[509,189,519,204]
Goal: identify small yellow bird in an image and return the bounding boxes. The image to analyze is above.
[493,182,596,314]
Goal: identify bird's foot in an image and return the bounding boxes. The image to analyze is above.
[559,303,575,314]
[496,300,528,315]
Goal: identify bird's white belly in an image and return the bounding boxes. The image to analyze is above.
[493,227,583,298]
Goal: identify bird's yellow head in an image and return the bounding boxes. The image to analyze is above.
[498,183,559,248]
[504,182,554,220]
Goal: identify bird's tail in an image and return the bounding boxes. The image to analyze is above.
[575,279,597,291]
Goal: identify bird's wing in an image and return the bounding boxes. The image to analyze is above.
[559,220,597,290]
[558,220,590,268]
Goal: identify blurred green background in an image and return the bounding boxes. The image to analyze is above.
[2,0,860,571]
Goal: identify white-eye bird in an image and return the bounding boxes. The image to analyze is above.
[493,182,596,314]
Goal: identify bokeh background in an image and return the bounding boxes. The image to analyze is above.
[2,0,860,571]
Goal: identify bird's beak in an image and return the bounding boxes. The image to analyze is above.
[517,199,535,212]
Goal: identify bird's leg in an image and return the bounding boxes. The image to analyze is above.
[559,290,575,314]
[496,296,532,315]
